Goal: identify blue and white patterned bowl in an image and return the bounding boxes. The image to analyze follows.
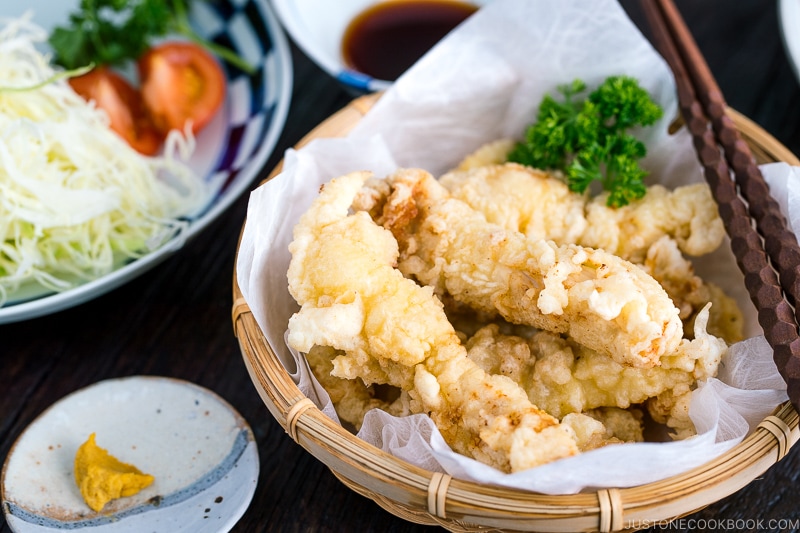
[0,0,293,324]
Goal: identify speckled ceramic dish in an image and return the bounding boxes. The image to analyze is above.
[1,376,259,533]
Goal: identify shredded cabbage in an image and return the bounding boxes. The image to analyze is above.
[0,15,208,306]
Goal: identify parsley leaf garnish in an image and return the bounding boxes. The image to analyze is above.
[508,76,663,207]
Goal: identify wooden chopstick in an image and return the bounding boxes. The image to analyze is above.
[640,0,800,409]
[653,0,800,312]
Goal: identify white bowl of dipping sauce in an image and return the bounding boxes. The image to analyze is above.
[272,0,492,92]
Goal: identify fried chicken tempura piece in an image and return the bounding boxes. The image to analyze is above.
[439,162,725,263]
[463,304,726,436]
[560,409,642,451]
[440,162,588,245]
[287,171,580,472]
[439,162,742,340]
[367,168,683,368]
[647,389,695,440]
[305,345,410,431]
[453,139,518,171]
[584,407,644,443]
[582,182,725,263]
[643,236,743,343]
[311,329,631,453]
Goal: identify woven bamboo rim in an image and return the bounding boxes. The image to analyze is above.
[232,93,800,532]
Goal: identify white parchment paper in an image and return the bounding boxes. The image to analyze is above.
[237,0,792,493]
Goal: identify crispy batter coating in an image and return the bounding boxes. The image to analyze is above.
[642,236,743,343]
[583,183,726,263]
[287,171,583,472]
[584,407,645,443]
[440,162,725,263]
[287,165,733,472]
[454,139,519,172]
[440,163,587,245]
[646,389,696,440]
[463,305,725,435]
[439,162,742,343]
[365,168,683,368]
[305,345,410,431]
[560,411,637,451]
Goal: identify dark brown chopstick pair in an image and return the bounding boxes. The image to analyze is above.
[639,0,800,412]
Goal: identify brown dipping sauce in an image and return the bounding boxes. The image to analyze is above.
[342,0,479,82]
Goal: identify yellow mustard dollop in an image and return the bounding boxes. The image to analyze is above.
[74,433,155,512]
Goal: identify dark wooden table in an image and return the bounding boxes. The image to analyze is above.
[3,1,800,531]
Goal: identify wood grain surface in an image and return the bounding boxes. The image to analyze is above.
[3,1,799,531]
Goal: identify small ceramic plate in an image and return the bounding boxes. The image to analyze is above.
[1,376,259,533]
[0,0,293,324]
[779,0,800,81]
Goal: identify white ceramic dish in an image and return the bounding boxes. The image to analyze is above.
[0,0,293,324]
[1,376,259,533]
[271,0,492,93]
[779,0,800,81]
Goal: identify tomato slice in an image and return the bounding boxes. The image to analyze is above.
[69,67,164,156]
[138,42,226,136]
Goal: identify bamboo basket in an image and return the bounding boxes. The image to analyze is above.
[232,92,800,533]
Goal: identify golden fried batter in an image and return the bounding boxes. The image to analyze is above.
[582,182,725,263]
[305,345,410,430]
[642,236,743,343]
[444,155,725,263]
[463,304,725,435]
[287,171,583,472]
[440,163,587,245]
[287,163,733,473]
[364,168,683,368]
[441,161,742,342]
[453,139,519,172]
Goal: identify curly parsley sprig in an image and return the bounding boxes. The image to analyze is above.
[49,0,254,73]
[508,76,663,207]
